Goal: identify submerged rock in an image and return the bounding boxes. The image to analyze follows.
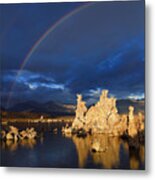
[20,130,28,139]
[9,126,19,135]
[25,128,37,139]
[6,132,14,140]
[62,124,72,135]
[1,126,37,141]
[91,141,104,152]
[5,126,20,141]
[53,128,58,134]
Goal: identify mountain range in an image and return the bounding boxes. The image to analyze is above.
[1,99,144,118]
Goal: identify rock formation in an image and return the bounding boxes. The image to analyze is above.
[6,126,20,141]
[63,89,145,138]
[20,128,37,139]
[1,126,37,141]
[127,106,144,138]
[72,94,87,130]
[1,130,6,139]
[85,90,120,134]
[137,112,145,132]
[71,90,126,136]
[128,106,138,137]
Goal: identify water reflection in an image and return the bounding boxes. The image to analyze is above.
[72,134,145,169]
[5,140,18,151]
[72,135,120,168]
[1,123,144,169]
[1,139,37,151]
[140,145,145,163]
[72,135,91,168]
[20,139,37,149]
[91,135,120,169]
[128,143,145,170]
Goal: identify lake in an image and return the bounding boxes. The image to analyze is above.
[1,122,145,169]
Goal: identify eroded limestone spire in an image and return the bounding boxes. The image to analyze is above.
[72,94,87,130]
[68,89,144,138]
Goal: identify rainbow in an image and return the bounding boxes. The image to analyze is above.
[7,2,94,107]
[20,2,94,71]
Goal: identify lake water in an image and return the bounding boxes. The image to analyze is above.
[1,122,145,169]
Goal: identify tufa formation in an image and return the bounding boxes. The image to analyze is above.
[1,126,37,141]
[63,90,144,138]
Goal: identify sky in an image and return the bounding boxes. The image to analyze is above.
[0,0,145,107]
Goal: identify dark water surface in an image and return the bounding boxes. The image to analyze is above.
[1,122,145,169]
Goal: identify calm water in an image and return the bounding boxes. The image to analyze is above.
[1,122,145,169]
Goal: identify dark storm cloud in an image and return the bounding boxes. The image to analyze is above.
[1,70,74,107]
[0,1,145,105]
[59,35,144,97]
[1,70,64,92]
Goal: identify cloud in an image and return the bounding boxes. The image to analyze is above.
[0,70,71,106]
[26,82,64,90]
[127,93,144,100]
[0,1,145,105]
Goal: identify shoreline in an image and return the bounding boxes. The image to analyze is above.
[1,116,74,124]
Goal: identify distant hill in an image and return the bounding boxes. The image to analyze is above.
[7,100,43,112]
[2,100,76,118]
[116,99,145,114]
[1,98,144,119]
